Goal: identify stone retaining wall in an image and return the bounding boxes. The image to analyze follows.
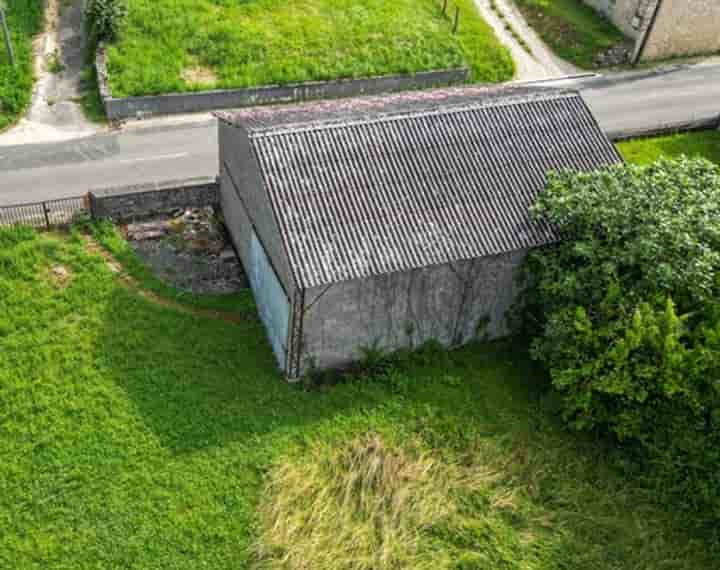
[96,46,470,120]
[88,177,219,221]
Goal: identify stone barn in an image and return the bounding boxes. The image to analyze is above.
[217,86,621,379]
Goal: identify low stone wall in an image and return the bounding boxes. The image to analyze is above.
[95,46,470,120]
[89,177,219,221]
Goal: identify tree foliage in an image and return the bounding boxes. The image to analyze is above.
[525,157,720,533]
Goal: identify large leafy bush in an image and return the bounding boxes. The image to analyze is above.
[85,0,127,43]
[526,157,720,534]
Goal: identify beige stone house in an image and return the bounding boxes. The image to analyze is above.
[584,0,720,62]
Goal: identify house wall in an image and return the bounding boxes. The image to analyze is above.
[640,1,720,61]
[298,250,528,373]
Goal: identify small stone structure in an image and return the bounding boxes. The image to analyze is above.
[583,0,720,62]
[124,207,247,294]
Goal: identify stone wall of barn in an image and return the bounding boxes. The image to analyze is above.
[298,249,528,374]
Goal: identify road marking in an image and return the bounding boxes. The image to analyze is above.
[115,152,189,164]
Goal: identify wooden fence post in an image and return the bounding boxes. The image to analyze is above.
[42,202,50,229]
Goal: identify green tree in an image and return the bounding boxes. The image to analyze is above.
[524,157,720,536]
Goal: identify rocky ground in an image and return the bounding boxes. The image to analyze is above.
[124,207,248,295]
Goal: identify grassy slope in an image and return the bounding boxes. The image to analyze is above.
[0,0,44,131]
[106,0,513,97]
[513,0,626,69]
[618,130,720,165]
[0,227,714,567]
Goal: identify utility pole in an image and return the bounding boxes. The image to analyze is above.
[0,1,15,68]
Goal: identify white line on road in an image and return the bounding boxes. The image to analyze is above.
[114,153,190,164]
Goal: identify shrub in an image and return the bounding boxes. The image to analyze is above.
[85,0,127,43]
[524,157,720,538]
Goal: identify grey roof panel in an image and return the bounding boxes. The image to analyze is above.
[239,88,621,288]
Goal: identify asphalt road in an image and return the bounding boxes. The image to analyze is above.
[1,63,719,206]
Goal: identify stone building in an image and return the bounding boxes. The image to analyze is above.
[584,0,720,62]
[217,86,621,379]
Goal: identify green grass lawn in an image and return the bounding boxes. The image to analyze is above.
[0,0,44,131]
[513,0,627,69]
[0,225,716,567]
[105,0,513,98]
[618,130,720,165]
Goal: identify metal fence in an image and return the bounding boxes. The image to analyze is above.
[0,195,89,230]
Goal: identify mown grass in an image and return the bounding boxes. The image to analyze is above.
[0,0,44,131]
[513,0,626,69]
[105,0,513,98]
[617,129,720,166]
[0,227,715,567]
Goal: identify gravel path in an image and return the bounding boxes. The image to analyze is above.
[473,0,580,80]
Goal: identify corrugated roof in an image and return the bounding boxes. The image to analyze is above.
[228,87,622,289]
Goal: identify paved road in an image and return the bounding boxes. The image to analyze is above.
[1,63,718,206]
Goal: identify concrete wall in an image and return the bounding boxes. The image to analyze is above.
[298,250,527,373]
[583,0,644,39]
[89,177,218,221]
[219,121,296,295]
[640,1,720,61]
[97,45,469,120]
[249,231,291,368]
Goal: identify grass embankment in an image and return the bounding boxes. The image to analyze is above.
[0,226,715,567]
[513,0,626,69]
[105,0,513,98]
[617,130,720,165]
[0,0,44,131]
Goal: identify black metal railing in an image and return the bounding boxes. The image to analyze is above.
[0,195,89,229]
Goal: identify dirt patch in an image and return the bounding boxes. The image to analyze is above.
[84,237,251,325]
[181,66,218,87]
[124,207,248,295]
[47,264,72,287]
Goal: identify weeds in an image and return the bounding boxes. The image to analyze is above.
[514,0,626,69]
[46,49,65,73]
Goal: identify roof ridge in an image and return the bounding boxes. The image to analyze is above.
[248,90,580,139]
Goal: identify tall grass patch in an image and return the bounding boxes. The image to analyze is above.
[105,0,512,97]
